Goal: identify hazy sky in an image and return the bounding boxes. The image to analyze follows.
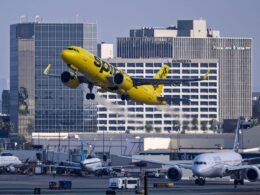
[1,0,259,90]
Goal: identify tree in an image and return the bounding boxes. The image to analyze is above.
[155,127,162,133]
[145,122,153,133]
[201,121,208,131]
[191,118,198,130]
[209,119,217,130]
[182,121,189,131]
[172,120,181,132]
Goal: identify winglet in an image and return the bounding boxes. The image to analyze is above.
[43,64,52,75]
[203,69,211,80]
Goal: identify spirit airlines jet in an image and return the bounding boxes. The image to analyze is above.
[0,153,23,172]
[121,119,260,186]
[44,46,210,104]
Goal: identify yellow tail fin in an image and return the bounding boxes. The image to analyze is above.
[153,64,170,95]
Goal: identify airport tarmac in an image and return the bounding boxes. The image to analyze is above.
[0,174,260,195]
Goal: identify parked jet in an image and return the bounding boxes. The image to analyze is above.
[0,153,23,172]
[44,46,210,105]
[121,118,260,186]
[57,143,130,175]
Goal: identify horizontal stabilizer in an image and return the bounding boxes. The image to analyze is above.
[157,96,191,104]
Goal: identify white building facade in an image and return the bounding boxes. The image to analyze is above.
[97,58,218,132]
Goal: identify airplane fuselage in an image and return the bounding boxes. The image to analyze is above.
[81,158,102,172]
[60,46,166,105]
[0,156,22,167]
[192,151,242,178]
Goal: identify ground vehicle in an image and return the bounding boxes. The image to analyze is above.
[109,177,140,189]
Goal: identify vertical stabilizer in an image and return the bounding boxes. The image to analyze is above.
[233,118,241,152]
[81,142,85,161]
[153,64,170,95]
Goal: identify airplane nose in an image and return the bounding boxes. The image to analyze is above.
[193,167,203,176]
[60,50,75,64]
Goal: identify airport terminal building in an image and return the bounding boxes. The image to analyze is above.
[10,22,98,139]
[117,19,252,122]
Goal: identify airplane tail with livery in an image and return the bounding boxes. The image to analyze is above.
[153,64,170,95]
[81,142,85,162]
[233,118,241,153]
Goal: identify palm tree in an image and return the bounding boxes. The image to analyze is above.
[145,122,153,133]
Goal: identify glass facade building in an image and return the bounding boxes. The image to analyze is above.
[117,24,252,122]
[98,59,218,132]
[10,23,97,140]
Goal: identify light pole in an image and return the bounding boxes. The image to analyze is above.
[103,127,105,162]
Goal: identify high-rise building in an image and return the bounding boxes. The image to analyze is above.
[2,90,10,115]
[97,59,218,132]
[10,22,97,140]
[117,19,252,122]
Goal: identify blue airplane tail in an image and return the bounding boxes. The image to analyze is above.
[81,142,85,161]
[233,118,241,152]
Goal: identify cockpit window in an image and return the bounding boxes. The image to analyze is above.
[67,47,79,53]
[194,161,207,165]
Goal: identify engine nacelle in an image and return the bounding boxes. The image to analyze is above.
[167,166,182,181]
[245,166,260,182]
[61,71,80,89]
[6,165,15,173]
[113,73,133,91]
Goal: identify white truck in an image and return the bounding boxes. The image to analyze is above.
[109,177,140,189]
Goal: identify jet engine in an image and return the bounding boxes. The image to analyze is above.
[245,166,260,182]
[167,166,183,181]
[113,73,133,91]
[61,71,80,89]
[6,165,16,173]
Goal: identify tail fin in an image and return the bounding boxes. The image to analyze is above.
[81,142,85,161]
[233,118,241,152]
[153,64,170,95]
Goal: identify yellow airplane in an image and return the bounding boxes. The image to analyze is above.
[44,46,210,105]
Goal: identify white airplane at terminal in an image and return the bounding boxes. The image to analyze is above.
[58,143,102,172]
[0,153,23,172]
[122,118,260,186]
[58,143,129,175]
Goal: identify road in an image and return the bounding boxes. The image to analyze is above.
[0,174,259,194]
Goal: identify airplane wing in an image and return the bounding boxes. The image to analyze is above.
[93,164,135,171]
[225,164,260,173]
[120,155,192,169]
[242,157,260,165]
[157,96,191,104]
[43,64,88,83]
[132,70,210,86]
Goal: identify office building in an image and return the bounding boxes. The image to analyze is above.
[10,22,97,140]
[97,58,218,132]
[97,42,113,59]
[117,19,252,122]
[2,90,10,115]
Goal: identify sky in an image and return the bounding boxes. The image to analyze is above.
[0,0,260,91]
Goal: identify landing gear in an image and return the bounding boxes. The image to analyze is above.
[86,83,95,100]
[233,171,244,188]
[234,179,244,187]
[86,93,95,100]
[121,94,129,101]
[195,178,206,185]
